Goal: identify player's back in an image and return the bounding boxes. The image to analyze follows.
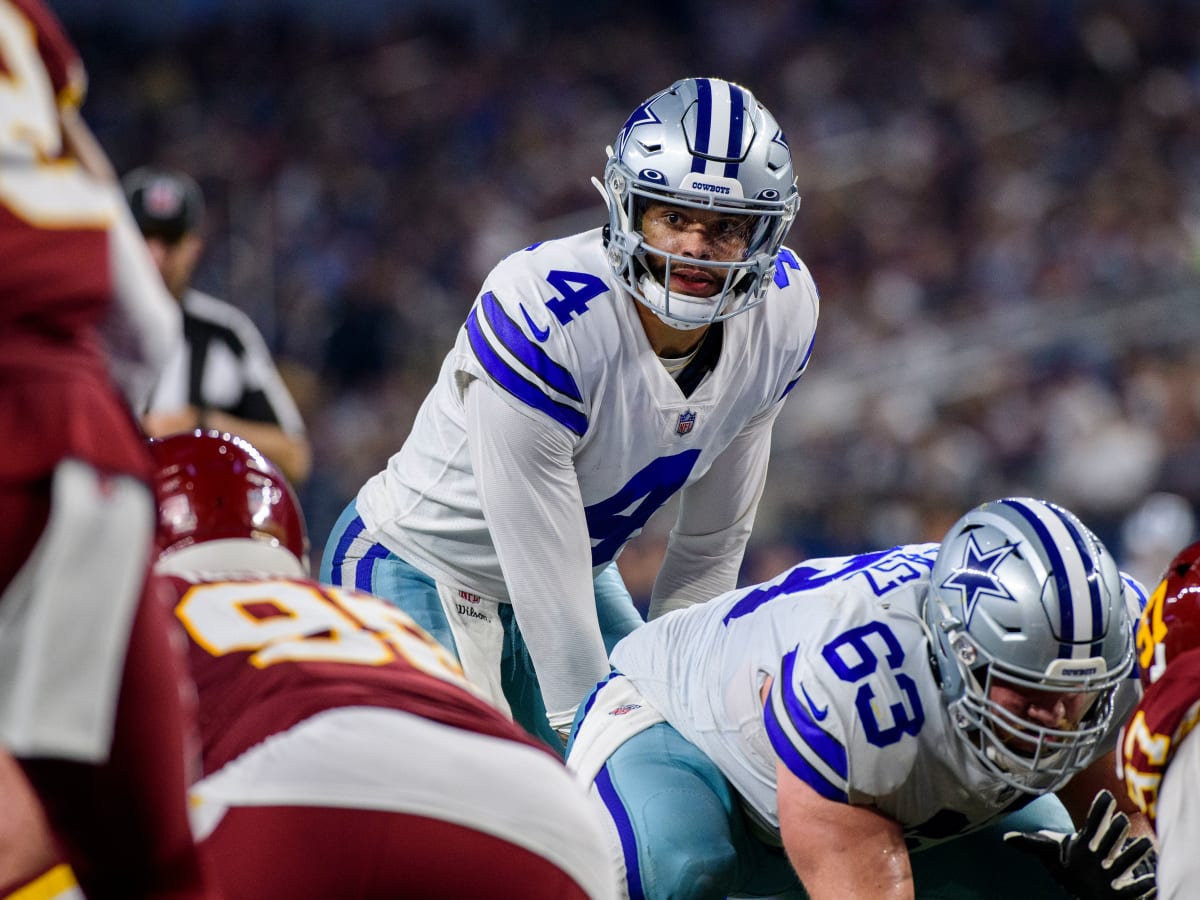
[156,548,554,774]
[0,0,116,362]
[0,0,158,481]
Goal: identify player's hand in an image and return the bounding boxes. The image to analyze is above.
[1003,789,1157,899]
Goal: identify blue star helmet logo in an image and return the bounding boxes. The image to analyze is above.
[940,533,1019,625]
[617,95,664,159]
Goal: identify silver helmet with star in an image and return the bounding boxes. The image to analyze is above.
[925,497,1135,792]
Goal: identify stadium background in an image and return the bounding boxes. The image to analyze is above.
[57,0,1200,606]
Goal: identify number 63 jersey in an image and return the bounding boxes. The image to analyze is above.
[356,227,819,600]
[609,544,1141,848]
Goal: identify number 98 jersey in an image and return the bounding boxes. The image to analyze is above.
[157,564,553,775]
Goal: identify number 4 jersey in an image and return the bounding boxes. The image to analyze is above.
[609,544,1142,847]
[354,226,819,601]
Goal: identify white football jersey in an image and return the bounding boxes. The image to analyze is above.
[610,544,1142,849]
[356,227,819,601]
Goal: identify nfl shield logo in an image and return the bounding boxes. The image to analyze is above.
[676,410,696,435]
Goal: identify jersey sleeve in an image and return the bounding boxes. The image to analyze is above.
[766,247,819,411]
[1120,648,1200,827]
[465,379,608,727]
[458,282,589,438]
[764,629,920,806]
[225,304,307,435]
[13,0,87,110]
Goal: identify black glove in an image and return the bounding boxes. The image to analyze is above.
[1002,789,1157,899]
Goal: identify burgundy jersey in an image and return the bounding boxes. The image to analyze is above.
[1121,648,1200,828]
[0,0,151,482]
[158,572,556,773]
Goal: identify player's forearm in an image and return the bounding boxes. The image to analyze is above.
[789,850,914,900]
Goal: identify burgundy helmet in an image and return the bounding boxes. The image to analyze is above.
[147,430,307,563]
[1136,540,1200,689]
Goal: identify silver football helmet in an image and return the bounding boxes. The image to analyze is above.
[596,77,799,329]
[925,497,1134,793]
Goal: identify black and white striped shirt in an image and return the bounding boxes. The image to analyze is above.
[144,289,305,435]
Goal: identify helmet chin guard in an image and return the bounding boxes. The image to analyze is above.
[598,77,799,329]
[925,497,1135,793]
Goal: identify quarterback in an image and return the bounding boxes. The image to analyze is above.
[322,76,819,749]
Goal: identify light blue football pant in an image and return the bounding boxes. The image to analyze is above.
[320,500,645,753]
[571,714,1081,900]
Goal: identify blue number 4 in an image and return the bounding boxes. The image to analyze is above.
[544,270,609,325]
[584,451,700,566]
[823,622,925,747]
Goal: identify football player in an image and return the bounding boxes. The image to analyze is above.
[0,1,214,895]
[1120,540,1200,899]
[149,431,618,899]
[322,76,819,752]
[567,497,1156,899]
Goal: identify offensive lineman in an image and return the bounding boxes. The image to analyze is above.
[322,76,819,750]
[567,498,1156,899]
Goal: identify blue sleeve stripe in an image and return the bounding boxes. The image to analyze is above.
[779,648,848,780]
[778,338,814,403]
[480,292,582,402]
[764,694,847,803]
[595,765,646,900]
[467,307,588,436]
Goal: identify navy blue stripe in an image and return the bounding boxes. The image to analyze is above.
[765,689,846,802]
[1001,499,1100,655]
[780,339,815,401]
[691,78,712,172]
[581,671,619,723]
[723,82,745,178]
[357,542,389,594]
[1051,504,1105,655]
[329,515,366,586]
[480,292,581,402]
[780,648,848,779]
[466,307,588,436]
[596,765,645,900]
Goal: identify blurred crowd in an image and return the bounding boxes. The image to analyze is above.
[65,0,1200,602]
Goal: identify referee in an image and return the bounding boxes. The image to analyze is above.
[124,167,312,485]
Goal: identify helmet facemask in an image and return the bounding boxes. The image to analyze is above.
[596,77,799,330]
[941,627,1127,793]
